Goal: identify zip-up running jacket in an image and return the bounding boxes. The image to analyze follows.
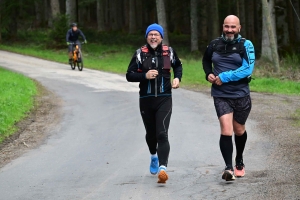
[202,35,255,98]
[126,43,183,98]
[66,29,86,42]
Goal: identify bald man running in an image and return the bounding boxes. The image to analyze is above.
[202,15,255,181]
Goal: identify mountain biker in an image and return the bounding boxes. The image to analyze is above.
[66,23,87,64]
[202,15,255,181]
[126,23,183,184]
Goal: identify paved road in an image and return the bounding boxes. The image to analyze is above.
[0,51,269,200]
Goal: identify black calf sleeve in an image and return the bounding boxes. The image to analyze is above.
[219,135,233,170]
[235,131,247,161]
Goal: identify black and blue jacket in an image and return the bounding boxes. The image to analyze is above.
[126,43,183,98]
[202,35,255,98]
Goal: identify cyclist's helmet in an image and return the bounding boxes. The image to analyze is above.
[71,23,77,27]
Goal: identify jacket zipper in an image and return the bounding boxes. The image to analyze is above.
[155,55,158,97]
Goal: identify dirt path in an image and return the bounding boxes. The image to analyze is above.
[0,82,299,199]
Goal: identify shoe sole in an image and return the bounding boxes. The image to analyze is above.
[157,170,168,183]
[150,171,158,175]
[222,171,235,181]
[234,171,245,177]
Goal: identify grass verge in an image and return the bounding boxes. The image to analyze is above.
[0,67,37,142]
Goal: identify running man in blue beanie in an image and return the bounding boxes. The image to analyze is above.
[126,23,183,184]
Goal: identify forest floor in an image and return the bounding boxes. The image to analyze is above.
[0,83,299,199]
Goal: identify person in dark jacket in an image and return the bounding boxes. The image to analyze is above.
[202,15,255,181]
[126,23,182,184]
[66,23,87,64]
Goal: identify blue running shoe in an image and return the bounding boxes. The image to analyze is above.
[150,156,159,175]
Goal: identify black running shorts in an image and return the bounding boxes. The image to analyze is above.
[213,95,252,125]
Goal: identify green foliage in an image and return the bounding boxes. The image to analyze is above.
[250,78,300,95]
[0,68,37,142]
[48,14,69,48]
[282,53,300,68]
[15,29,49,47]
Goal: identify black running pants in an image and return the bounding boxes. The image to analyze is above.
[139,96,172,167]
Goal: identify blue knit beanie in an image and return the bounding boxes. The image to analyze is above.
[145,23,164,38]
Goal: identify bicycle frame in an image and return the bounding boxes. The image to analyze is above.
[69,42,84,71]
[69,42,83,62]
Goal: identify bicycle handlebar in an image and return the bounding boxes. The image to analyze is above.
[68,42,85,45]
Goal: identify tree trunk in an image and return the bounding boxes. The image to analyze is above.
[156,0,169,45]
[49,0,60,27]
[277,0,289,46]
[34,0,42,27]
[44,0,49,26]
[109,0,118,30]
[8,2,18,39]
[104,0,109,26]
[207,0,219,41]
[50,0,60,16]
[129,0,136,33]
[238,0,247,37]
[261,0,277,61]
[190,0,198,51]
[97,0,105,31]
[169,0,181,33]
[136,0,143,30]
[124,0,129,29]
[116,0,123,30]
[66,0,76,24]
[199,0,207,43]
[247,0,255,40]
[291,0,300,43]
[262,0,280,72]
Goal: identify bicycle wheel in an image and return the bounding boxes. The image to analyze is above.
[70,59,75,70]
[77,50,83,71]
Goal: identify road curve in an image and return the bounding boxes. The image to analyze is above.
[0,50,269,200]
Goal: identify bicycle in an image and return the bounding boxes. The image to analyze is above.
[69,42,85,71]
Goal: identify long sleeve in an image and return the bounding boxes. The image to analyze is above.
[171,49,183,81]
[126,52,147,82]
[66,30,70,42]
[218,40,255,83]
[202,42,214,80]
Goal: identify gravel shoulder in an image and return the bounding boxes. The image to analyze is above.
[0,82,299,199]
[249,92,300,199]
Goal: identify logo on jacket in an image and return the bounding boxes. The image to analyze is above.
[232,47,237,50]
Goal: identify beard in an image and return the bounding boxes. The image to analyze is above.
[149,43,158,49]
[225,35,234,41]
[148,38,160,49]
[222,32,239,42]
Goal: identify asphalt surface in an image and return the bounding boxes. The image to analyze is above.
[0,51,270,200]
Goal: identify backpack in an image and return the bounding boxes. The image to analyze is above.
[136,45,174,72]
[211,37,246,57]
